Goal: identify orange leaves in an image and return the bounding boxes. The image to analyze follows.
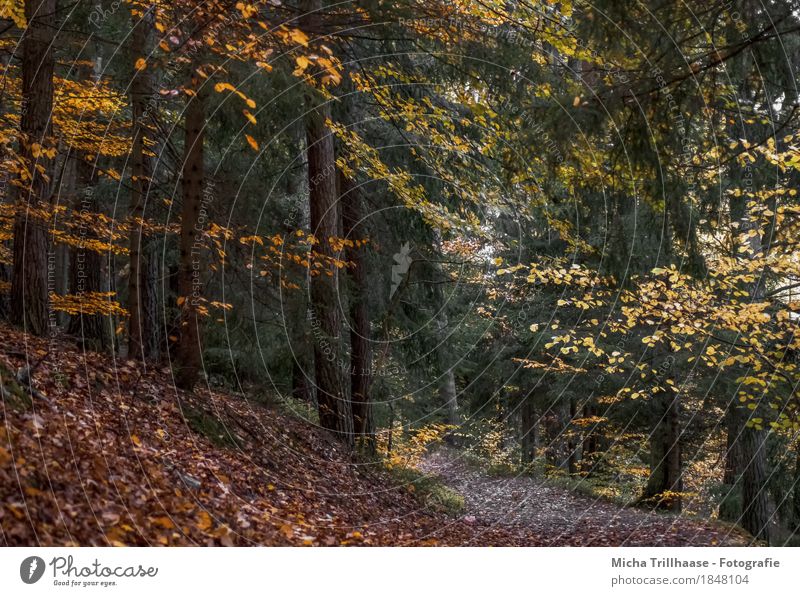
[245,134,259,151]
[214,81,235,94]
[49,292,127,317]
[196,511,213,531]
[29,142,57,160]
[287,28,309,48]
[291,53,342,86]
[150,516,175,530]
[235,2,258,19]
[0,0,25,28]
[134,57,147,71]
[213,81,257,110]
[293,55,311,76]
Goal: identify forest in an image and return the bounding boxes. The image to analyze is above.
[1,0,800,547]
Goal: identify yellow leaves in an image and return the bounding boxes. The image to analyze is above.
[0,0,25,28]
[235,2,257,18]
[214,82,235,93]
[279,524,294,540]
[375,423,454,470]
[288,28,309,47]
[243,109,257,125]
[29,143,58,160]
[50,292,127,317]
[151,516,175,530]
[245,134,259,151]
[196,511,213,531]
[214,82,256,109]
[293,55,312,77]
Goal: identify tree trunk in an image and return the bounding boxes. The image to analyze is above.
[724,404,770,541]
[567,396,580,475]
[128,3,160,361]
[10,0,56,336]
[520,394,538,466]
[175,71,205,391]
[642,386,682,511]
[301,1,352,443]
[582,400,599,466]
[719,406,743,522]
[437,308,459,426]
[793,447,800,532]
[68,156,112,352]
[739,421,770,542]
[339,169,373,448]
[725,194,771,542]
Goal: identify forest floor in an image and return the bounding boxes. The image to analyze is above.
[419,449,752,546]
[0,322,751,546]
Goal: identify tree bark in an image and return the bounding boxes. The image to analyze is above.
[175,71,205,391]
[339,169,373,448]
[642,385,682,511]
[128,3,160,361]
[68,156,112,351]
[301,0,352,445]
[567,396,580,475]
[10,0,57,336]
[520,393,539,467]
[793,447,800,532]
[724,193,771,542]
[739,420,770,542]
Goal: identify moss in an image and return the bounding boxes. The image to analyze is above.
[180,404,241,448]
[388,466,465,515]
[0,363,33,412]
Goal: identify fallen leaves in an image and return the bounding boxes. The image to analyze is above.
[0,323,747,547]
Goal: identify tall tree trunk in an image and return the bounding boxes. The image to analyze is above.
[793,447,800,532]
[431,232,459,429]
[68,156,112,351]
[128,3,160,361]
[436,308,459,426]
[581,399,599,466]
[719,406,743,522]
[567,396,580,475]
[520,393,538,467]
[739,419,770,542]
[725,194,771,542]
[339,169,373,448]
[301,0,352,445]
[175,71,205,391]
[10,0,56,336]
[642,385,682,511]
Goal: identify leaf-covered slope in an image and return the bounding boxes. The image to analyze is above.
[0,323,528,546]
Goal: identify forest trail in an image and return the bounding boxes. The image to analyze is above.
[0,324,754,546]
[419,449,753,547]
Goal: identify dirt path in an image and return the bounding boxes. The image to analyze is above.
[419,449,752,546]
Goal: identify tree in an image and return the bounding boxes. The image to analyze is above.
[175,67,206,391]
[301,0,352,444]
[10,0,56,336]
[339,167,373,446]
[128,2,160,362]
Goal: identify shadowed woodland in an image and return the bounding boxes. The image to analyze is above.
[1,0,800,546]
